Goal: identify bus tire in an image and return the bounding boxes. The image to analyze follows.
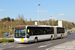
[34,37,38,43]
[50,36,53,40]
[61,35,63,39]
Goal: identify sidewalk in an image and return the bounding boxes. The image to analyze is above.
[47,40,75,50]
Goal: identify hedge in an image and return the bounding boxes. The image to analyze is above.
[0,39,14,43]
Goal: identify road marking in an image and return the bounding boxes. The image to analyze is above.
[46,48,50,50]
[3,43,11,46]
[8,46,14,48]
[38,43,53,48]
[3,44,6,45]
[8,43,11,45]
[15,46,27,48]
[15,44,36,48]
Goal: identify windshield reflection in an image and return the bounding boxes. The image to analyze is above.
[15,29,26,38]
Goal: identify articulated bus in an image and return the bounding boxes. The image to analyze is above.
[14,25,65,43]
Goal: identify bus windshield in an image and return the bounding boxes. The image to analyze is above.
[15,29,26,38]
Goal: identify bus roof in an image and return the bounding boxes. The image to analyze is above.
[15,25,64,28]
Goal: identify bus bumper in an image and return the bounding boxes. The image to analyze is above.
[14,38,28,43]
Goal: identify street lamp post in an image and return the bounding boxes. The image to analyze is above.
[36,4,40,25]
[66,24,68,31]
[51,16,53,26]
[9,26,10,37]
[3,23,4,30]
[11,19,12,33]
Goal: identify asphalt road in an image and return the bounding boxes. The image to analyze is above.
[0,32,75,50]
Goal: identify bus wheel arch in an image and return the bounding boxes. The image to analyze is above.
[50,35,54,40]
[61,34,63,39]
[34,37,38,43]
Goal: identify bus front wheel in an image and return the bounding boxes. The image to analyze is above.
[34,38,38,43]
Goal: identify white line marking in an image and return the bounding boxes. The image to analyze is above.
[8,43,11,45]
[38,43,53,48]
[15,46,27,48]
[15,44,36,48]
[38,45,47,48]
[8,46,14,48]
[3,44,6,45]
[46,48,49,50]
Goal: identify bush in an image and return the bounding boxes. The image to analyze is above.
[0,39,14,43]
[7,39,14,42]
[0,39,4,43]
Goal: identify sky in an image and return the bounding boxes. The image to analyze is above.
[0,0,75,22]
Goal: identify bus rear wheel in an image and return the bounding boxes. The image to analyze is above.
[61,35,63,39]
[50,36,53,40]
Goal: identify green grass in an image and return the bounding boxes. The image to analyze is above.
[72,30,75,32]
[0,39,14,43]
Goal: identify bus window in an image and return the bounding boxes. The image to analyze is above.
[57,28,64,33]
[15,29,26,38]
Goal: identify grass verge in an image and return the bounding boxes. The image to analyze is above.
[0,39,14,43]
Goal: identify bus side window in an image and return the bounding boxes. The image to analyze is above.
[31,30,33,35]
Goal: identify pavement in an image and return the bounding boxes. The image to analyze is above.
[47,35,75,50]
